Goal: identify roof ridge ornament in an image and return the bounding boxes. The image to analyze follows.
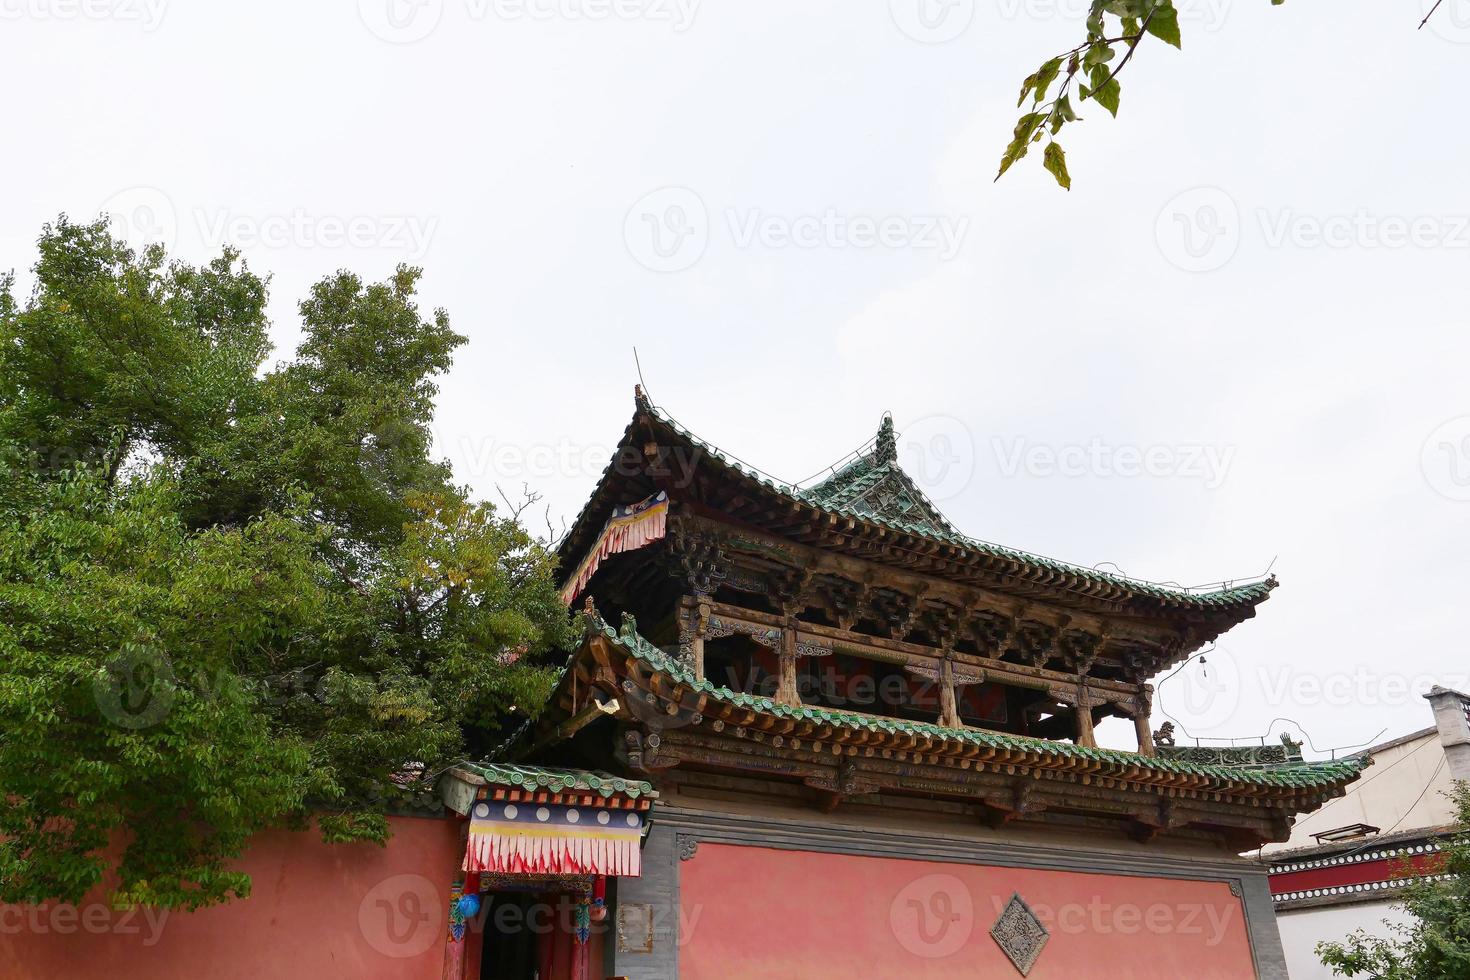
[874,412,897,465]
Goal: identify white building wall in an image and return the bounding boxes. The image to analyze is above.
[1262,732,1456,857]
[1268,693,1467,977]
[1275,902,1414,980]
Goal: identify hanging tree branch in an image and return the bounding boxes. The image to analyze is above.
[997,0,1180,190]
[1000,0,1448,189]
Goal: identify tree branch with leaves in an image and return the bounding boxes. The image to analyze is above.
[999,0,1185,190]
[1001,0,1450,188]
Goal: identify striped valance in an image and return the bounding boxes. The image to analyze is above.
[464,800,644,877]
[560,492,668,604]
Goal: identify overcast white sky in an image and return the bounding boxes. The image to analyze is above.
[4,0,1469,756]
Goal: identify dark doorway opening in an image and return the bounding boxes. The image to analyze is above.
[479,891,536,979]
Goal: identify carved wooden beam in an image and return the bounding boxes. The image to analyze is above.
[695,515,1193,646]
[982,778,1048,828]
[623,729,679,774]
[803,760,878,813]
[667,519,728,596]
[702,599,1142,698]
[1129,794,1193,842]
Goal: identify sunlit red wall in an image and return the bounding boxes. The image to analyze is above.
[0,815,474,980]
[679,843,1258,980]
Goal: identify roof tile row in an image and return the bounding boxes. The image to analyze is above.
[591,614,1364,792]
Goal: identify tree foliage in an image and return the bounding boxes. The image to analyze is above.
[1317,782,1470,979]
[999,0,1194,190]
[1000,0,1378,189]
[0,217,572,910]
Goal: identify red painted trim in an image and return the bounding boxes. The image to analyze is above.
[1269,853,1443,894]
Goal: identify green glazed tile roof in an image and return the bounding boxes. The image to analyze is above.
[457,762,655,799]
[631,400,1275,610]
[802,414,955,535]
[587,614,1366,793]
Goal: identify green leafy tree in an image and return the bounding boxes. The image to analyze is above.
[0,217,572,910]
[1316,782,1470,979]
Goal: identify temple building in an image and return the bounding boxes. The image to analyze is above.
[1263,686,1468,980]
[438,390,1368,979]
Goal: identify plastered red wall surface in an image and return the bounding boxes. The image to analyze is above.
[679,842,1257,980]
[0,815,473,980]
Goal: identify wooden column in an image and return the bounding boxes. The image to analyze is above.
[776,616,800,707]
[1074,677,1097,748]
[691,598,709,682]
[1071,646,1101,749]
[937,656,960,728]
[440,823,471,980]
[1133,685,1155,757]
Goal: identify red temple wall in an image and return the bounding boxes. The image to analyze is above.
[0,815,473,980]
[678,842,1258,980]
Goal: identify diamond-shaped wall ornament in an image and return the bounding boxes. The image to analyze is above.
[990,892,1050,976]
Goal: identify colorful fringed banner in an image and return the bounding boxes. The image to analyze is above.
[560,492,669,604]
[464,801,645,878]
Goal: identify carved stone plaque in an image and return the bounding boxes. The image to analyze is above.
[990,892,1049,976]
[616,903,655,953]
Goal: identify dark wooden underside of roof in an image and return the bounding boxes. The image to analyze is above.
[558,406,1271,631]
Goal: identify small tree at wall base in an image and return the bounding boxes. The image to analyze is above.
[0,217,572,910]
